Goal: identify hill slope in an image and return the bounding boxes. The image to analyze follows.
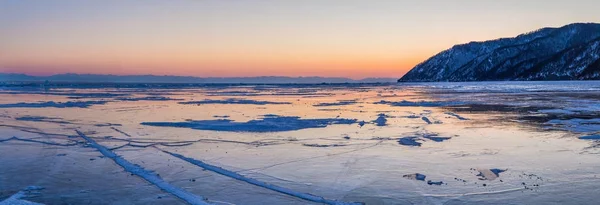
[399,23,600,82]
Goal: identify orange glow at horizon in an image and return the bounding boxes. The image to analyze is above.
[1,55,425,79]
[3,1,600,79]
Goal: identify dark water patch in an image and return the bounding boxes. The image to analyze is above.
[115,96,183,101]
[519,112,600,124]
[358,121,366,127]
[375,100,461,107]
[404,115,420,119]
[445,104,551,113]
[302,143,347,148]
[397,132,452,147]
[545,118,600,133]
[0,101,109,108]
[141,115,357,132]
[422,133,452,142]
[373,113,388,126]
[313,100,357,107]
[403,173,426,181]
[579,135,600,140]
[66,93,130,99]
[0,91,129,99]
[398,137,422,147]
[317,108,342,112]
[421,117,432,124]
[95,123,123,127]
[427,180,444,186]
[445,112,469,120]
[179,98,291,105]
[15,116,73,124]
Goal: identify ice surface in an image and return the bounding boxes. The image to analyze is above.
[161,149,362,205]
[2,81,600,204]
[75,130,210,205]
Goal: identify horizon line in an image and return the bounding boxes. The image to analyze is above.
[0,72,401,80]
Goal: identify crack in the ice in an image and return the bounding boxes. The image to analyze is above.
[157,147,364,205]
[75,130,211,205]
[111,127,132,137]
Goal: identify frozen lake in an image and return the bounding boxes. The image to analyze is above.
[1,81,600,204]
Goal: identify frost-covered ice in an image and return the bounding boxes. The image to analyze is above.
[2,81,600,204]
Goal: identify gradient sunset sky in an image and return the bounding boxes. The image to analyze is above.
[1,0,599,79]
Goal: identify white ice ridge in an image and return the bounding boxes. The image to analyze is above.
[0,191,44,205]
[160,148,363,205]
[75,130,211,205]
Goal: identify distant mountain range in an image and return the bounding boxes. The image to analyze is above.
[0,73,397,84]
[399,23,600,82]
